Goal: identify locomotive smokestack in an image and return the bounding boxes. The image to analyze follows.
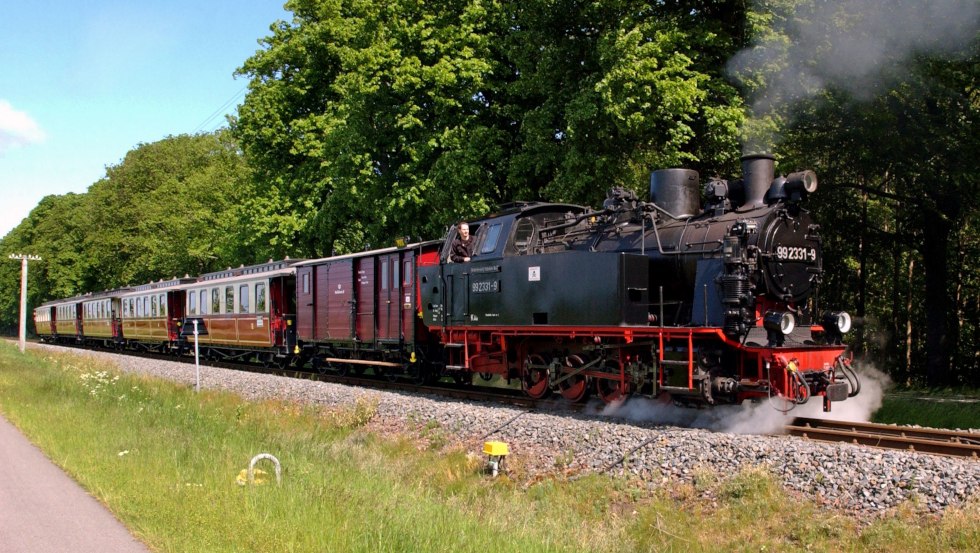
[740,154,775,209]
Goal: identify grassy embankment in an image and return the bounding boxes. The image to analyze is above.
[0,342,977,552]
[873,389,980,430]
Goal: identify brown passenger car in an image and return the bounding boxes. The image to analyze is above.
[183,260,301,363]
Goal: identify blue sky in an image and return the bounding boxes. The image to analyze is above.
[0,1,290,239]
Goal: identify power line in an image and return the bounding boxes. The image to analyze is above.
[193,84,248,134]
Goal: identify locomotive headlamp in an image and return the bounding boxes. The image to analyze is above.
[785,170,818,194]
[763,311,796,335]
[821,311,852,345]
[764,310,796,347]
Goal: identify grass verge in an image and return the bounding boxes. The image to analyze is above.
[0,342,977,552]
[873,389,980,430]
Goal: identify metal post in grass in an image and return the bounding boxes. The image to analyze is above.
[8,254,41,354]
[193,319,201,392]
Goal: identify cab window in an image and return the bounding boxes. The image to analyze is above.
[480,223,503,254]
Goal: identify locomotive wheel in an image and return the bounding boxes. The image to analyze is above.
[596,360,630,403]
[452,372,473,385]
[558,354,591,403]
[522,354,551,399]
[311,357,327,375]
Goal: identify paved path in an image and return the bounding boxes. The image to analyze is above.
[0,414,152,553]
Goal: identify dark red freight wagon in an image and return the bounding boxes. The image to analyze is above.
[294,241,441,379]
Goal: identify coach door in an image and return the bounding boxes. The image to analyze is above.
[297,266,314,340]
[377,254,401,342]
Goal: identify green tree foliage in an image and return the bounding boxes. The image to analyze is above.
[232,0,746,256]
[0,131,251,331]
[739,0,980,385]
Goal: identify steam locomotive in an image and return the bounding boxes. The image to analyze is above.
[34,154,860,411]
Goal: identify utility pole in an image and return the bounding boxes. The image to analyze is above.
[8,254,41,353]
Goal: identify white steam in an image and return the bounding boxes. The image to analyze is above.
[599,362,892,436]
[728,0,980,150]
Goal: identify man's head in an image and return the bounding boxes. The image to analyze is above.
[458,223,470,240]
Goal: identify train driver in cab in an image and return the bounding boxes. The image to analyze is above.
[450,222,474,262]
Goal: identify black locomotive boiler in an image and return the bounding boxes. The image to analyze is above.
[420,154,859,409]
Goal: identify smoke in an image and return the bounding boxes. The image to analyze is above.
[727,0,980,151]
[600,361,892,435]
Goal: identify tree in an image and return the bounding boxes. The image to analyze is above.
[233,0,748,256]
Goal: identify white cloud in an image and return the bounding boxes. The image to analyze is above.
[0,100,46,154]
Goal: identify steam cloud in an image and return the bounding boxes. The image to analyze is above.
[599,362,893,436]
[727,0,980,150]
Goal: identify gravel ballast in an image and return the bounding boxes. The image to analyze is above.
[35,344,980,518]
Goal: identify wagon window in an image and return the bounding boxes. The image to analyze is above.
[302,272,310,294]
[212,289,221,314]
[255,283,267,313]
[381,261,389,291]
[189,291,197,315]
[403,260,412,286]
[225,286,234,313]
[239,284,250,313]
[159,294,167,317]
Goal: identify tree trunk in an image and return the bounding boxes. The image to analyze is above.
[905,258,914,380]
[921,208,951,387]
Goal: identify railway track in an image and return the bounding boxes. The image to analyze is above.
[787,417,980,459]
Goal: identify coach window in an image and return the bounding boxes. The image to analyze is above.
[225,286,234,313]
[302,272,310,294]
[189,292,197,315]
[151,295,158,317]
[212,289,221,314]
[382,261,389,291]
[239,284,250,313]
[199,290,208,315]
[255,282,267,313]
[159,294,167,317]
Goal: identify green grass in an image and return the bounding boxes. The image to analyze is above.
[0,342,978,552]
[873,389,980,430]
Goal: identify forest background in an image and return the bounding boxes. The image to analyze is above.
[1,0,977,388]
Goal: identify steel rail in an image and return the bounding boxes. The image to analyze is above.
[787,417,980,459]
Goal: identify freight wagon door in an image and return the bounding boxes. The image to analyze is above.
[297,266,314,340]
[400,253,415,343]
[355,258,375,342]
[325,261,354,340]
[376,254,400,342]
